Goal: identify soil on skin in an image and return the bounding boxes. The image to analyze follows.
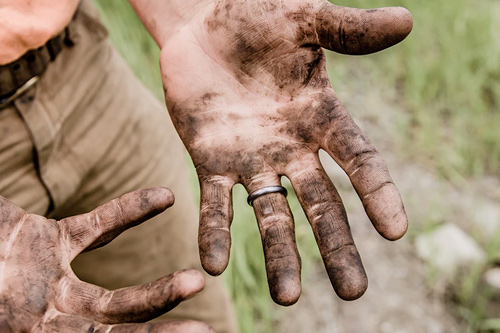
[272,78,493,332]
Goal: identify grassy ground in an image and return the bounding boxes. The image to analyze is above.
[332,0,500,180]
[94,0,500,331]
[327,3,500,330]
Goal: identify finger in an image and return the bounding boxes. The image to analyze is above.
[35,310,213,333]
[59,187,174,259]
[287,157,367,300]
[251,187,301,306]
[0,195,26,253]
[322,105,408,240]
[0,195,26,228]
[57,270,205,324]
[313,3,413,55]
[106,321,214,333]
[198,175,234,276]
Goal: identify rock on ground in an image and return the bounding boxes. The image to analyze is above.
[415,223,487,277]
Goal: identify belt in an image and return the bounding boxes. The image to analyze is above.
[0,27,74,108]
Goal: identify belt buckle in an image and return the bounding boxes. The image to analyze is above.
[0,76,39,110]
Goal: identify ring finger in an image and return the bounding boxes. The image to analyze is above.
[244,174,302,306]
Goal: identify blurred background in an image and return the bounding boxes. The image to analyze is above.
[93,0,500,332]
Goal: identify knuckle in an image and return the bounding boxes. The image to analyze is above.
[309,200,344,220]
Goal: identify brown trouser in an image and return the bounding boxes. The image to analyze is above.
[0,2,236,332]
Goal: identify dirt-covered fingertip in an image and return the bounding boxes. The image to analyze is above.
[199,232,231,276]
[270,278,302,306]
[160,320,216,333]
[142,186,175,211]
[325,245,368,301]
[185,321,216,333]
[331,263,368,301]
[200,256,229,276]
[315,4,414,55]
[335,275,368,301]
[170,269,206,300]
[363,183,408,241]
[379,208,408,241]
[393,6,414,37]
[378,6,414,47]
[118,187,175,222]
[353,6,414,54]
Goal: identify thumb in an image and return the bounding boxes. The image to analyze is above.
[314,4,413,55]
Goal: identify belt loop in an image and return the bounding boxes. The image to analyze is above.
[64,25,78,47]
[46,35,63,60]
[64,2,83,47]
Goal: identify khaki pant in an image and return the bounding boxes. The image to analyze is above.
[0,2,236,332]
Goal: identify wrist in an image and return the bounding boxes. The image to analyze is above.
[128,0,211,48]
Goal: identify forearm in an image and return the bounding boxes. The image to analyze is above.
[128,0,209,48]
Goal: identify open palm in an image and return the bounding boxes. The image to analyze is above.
[160,0,413,305]
[0,188,212,332]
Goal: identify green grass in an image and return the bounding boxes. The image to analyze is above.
[92,0,163,99]
[331,0,500,179]
[326,3,500,328]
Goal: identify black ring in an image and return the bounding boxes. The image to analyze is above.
[247,186,288,206]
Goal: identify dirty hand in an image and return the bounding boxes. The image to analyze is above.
[159,0,413,304]
[0,188,213,333]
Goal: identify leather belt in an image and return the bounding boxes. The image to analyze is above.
[0,27,74,106]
